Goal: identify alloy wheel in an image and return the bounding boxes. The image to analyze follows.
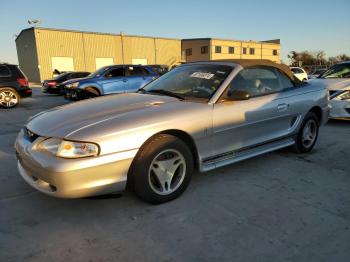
[0,90,18,108]
[302,119,317,148]
[148,149,186,195]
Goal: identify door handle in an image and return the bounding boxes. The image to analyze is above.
[277,103,289,111]
[123,79,128,82]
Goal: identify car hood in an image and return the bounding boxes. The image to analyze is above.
[309,78,350,91]
[26,93,195,139]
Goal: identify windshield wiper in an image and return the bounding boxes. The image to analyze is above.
[144,89,185,100]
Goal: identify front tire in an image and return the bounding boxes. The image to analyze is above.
[85,87,100,98]
[131,134,194,204]
[293,112,319,153]
[0,88,20,108]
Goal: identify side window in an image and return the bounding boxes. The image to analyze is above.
[276,70,295,90]
[126,66,143,76]
[0,65,11,77]
[80,72,90,78]
[140,67,150,75]
[228,67,282,97]
[105,67,125,78]
[66,73,76,79]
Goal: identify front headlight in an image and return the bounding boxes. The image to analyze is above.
[38,138,99,158]
[66,82,79,88]
[333,90,350,100]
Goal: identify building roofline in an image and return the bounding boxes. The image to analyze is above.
[182,37,280,45]
[16,27,181,41]
[15,27,280,45]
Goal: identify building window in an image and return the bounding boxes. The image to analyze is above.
[228,47,235,54]
[215,46,222,53]
[242,47,247,54]
[250,48,255,55]
[273,49,278,56]
[186,48,192,56]
[201,46,208,54]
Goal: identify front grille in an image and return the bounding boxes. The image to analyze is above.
[23,127,39,143]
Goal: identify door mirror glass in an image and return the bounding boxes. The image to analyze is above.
[227,90,251,101]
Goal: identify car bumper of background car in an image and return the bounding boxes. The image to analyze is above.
[42,84,63,94]
[329,100,350,119]
[18,87,32,97]
[15,131,137,198]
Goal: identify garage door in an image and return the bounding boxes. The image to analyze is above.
[132,59,148,65]
[96,58,114,70]
[51,57,74,72]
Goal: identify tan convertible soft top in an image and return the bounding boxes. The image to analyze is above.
[217,59,296,80]
[191,59,301,84]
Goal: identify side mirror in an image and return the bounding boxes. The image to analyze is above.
[227,90,251,101]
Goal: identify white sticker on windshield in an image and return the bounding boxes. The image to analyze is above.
[190,72,215,79]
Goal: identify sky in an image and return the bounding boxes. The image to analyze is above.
[0,0,349,64]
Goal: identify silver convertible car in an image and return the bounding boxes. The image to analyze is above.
[15,60,330,204]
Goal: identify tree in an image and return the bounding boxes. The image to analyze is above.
[288,51,350,67]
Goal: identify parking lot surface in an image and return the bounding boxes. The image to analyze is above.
[0,87,349,262]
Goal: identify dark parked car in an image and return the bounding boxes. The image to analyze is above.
[0,63,32,108]
[64,65,158,100]
[42,71,90,94]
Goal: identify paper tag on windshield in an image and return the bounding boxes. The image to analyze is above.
[190,72,215,79]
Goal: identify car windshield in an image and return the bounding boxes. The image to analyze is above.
[320,64,350,78]
[141,64,233,100]
[88,67,109,77]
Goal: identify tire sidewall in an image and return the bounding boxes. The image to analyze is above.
[132,134,194,204]
[0,87,20,108]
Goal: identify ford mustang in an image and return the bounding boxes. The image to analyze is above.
[15,60,329,204]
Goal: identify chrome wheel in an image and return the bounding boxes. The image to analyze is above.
[148,149,186,195]
[0,89,18,108]
[302,119,317,148]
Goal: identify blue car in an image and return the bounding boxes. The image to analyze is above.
[63,64,158,100]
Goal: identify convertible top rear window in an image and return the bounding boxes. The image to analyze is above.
[142,64,233,100]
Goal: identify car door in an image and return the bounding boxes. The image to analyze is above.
[124,66,150,92]
[212,66,295,157]
[99,66,128,94]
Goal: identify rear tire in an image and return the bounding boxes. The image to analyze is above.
[292,112,319,153]
[0,88,20,108]
[131,134,193,204]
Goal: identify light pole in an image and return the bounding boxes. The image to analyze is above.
[28,19,42,27]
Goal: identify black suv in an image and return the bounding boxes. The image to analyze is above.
[42,71,90,94]
[0,63,32,108]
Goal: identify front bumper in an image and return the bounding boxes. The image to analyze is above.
[329,100,350,119]
[42,85,63,94]
[15,130,136,198]
[64,87,91,100]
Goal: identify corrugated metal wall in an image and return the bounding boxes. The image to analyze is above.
[82,33,123,72]
[122,36,156,65]
[35,29,86,81]
[15,28,41,82]
[18,28,182,81]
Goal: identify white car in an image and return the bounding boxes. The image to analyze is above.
[309,61,350,119]
[290,67,308,82]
